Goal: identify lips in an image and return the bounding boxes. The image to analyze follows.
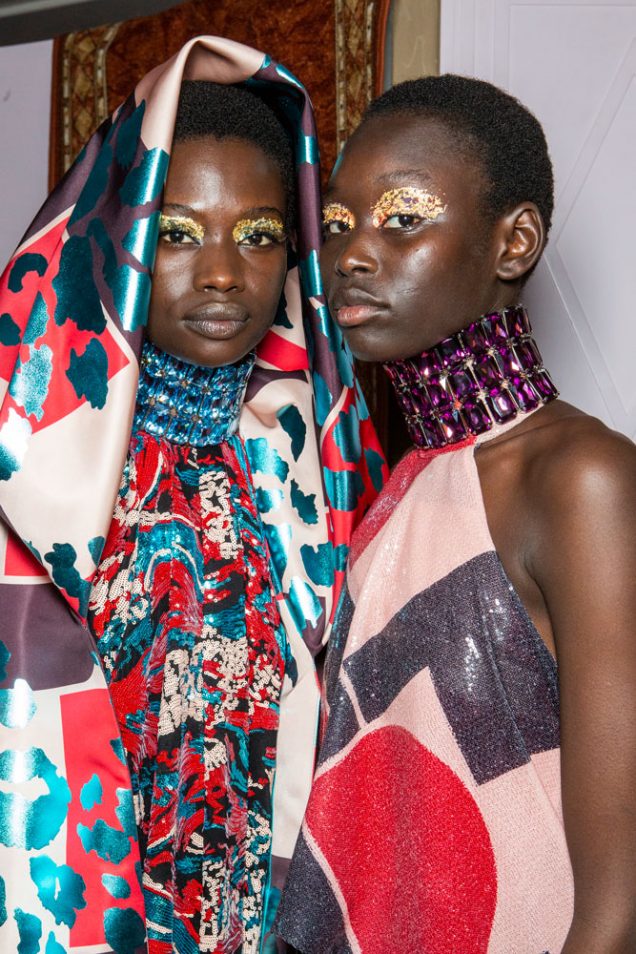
[331,290,387,328]
[183,302,249,340]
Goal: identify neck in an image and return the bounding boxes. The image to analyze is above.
[133,339,255,446]
[383,305,558,450]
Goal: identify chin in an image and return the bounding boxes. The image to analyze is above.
[344,336,416,365]
[177,338,254,369]
[342,330,388,365]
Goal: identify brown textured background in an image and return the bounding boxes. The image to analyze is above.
[49,0,393,187]
[105,2,336,166]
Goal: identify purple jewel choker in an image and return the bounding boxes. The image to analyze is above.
[383,305,558,450]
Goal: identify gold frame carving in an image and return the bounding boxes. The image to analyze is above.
[52,24,120,183]
[335,0,376,151]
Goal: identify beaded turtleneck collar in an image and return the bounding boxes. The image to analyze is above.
[133,340,255,446]
[383,305,558,450]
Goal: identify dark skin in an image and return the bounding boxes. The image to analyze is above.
[148,136,288,367]
[322,113,636,952]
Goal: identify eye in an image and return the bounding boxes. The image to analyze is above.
[236,230,283,247]
[382,213,421,230]
[321,203,355,237]
[158,214,204,246]
[233,218,286,247]
[371,188,447,229]
[158,228,198,245]
[323,219,351,236]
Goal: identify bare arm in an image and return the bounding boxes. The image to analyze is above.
[530,429,636,953]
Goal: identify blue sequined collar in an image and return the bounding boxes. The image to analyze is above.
[132,340,255,446]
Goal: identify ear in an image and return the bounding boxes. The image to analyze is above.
[495,203,545,283]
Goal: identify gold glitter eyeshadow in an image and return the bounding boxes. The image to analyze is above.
[322,202,355,232]
[158,214,205,243]
[371,188,446,228]
[232,217,286,244]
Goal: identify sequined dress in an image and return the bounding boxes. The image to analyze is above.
[277,410,575,954]
[88,342,288,954]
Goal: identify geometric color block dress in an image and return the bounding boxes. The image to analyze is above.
[277,410,575,954]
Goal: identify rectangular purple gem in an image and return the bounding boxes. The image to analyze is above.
[510,379,540,411]
[482,313,509,343]
[516,339,542,371]
[418,352,443,377]
[425,379,452,409]
[504,306,531,337]
[474,354,503,389]
[436,336,469,369]
[449,369,477,400]
[463,321,491,352]
[400,392,419,417]
[499,347,523,377]
[438,407,468,442]
[532,368,557,399]
[487,390,516,422]
[463,400,493,433]
[417,415,446,448]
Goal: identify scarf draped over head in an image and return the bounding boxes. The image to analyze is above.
[0,35,385,951]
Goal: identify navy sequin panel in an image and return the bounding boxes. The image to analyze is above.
[329,552,560,783]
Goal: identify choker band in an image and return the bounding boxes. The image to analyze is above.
[133,340,254,446]
[383,305,558,450]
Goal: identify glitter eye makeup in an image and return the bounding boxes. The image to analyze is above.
[158,214,205,244]
[231,216,286,245]
[322,202,356,234]
[371,187,447,228]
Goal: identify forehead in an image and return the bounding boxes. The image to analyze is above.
[166,137,286,208]
[329,114,483,204]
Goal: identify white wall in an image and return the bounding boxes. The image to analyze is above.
[0,39,53,270]
[440,0,636,440]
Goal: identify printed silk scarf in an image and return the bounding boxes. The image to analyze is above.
[0,36,386,953]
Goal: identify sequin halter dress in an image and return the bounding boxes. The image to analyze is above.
[89,341,288,954]
[278,307,575,954]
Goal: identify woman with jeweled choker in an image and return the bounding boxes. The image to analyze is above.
[0,38,384,953]
[277,75,636,953]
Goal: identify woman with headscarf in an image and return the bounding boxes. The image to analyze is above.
[0,36,385,953]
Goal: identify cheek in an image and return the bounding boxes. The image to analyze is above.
[253,254,287,314]
[393,236,467,306]
[319,243,340,293]
[149,253,183,312]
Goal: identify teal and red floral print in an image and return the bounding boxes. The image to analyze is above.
[0,35,386,952]
[90,422,286,952]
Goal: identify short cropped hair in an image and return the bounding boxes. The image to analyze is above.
[362,74,554,236]
[174,80,295,225]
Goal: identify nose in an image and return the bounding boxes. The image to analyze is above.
[193,237,244,293]
[333,228,379,278]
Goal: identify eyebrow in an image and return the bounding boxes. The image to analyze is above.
[162,203,284,218]
[323,169,435,203]
[375,169,435,186]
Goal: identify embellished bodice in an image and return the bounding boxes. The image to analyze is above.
[89,338,286,953]
[132,339,254,446]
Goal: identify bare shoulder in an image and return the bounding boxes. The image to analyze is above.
[515,400,636,531]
